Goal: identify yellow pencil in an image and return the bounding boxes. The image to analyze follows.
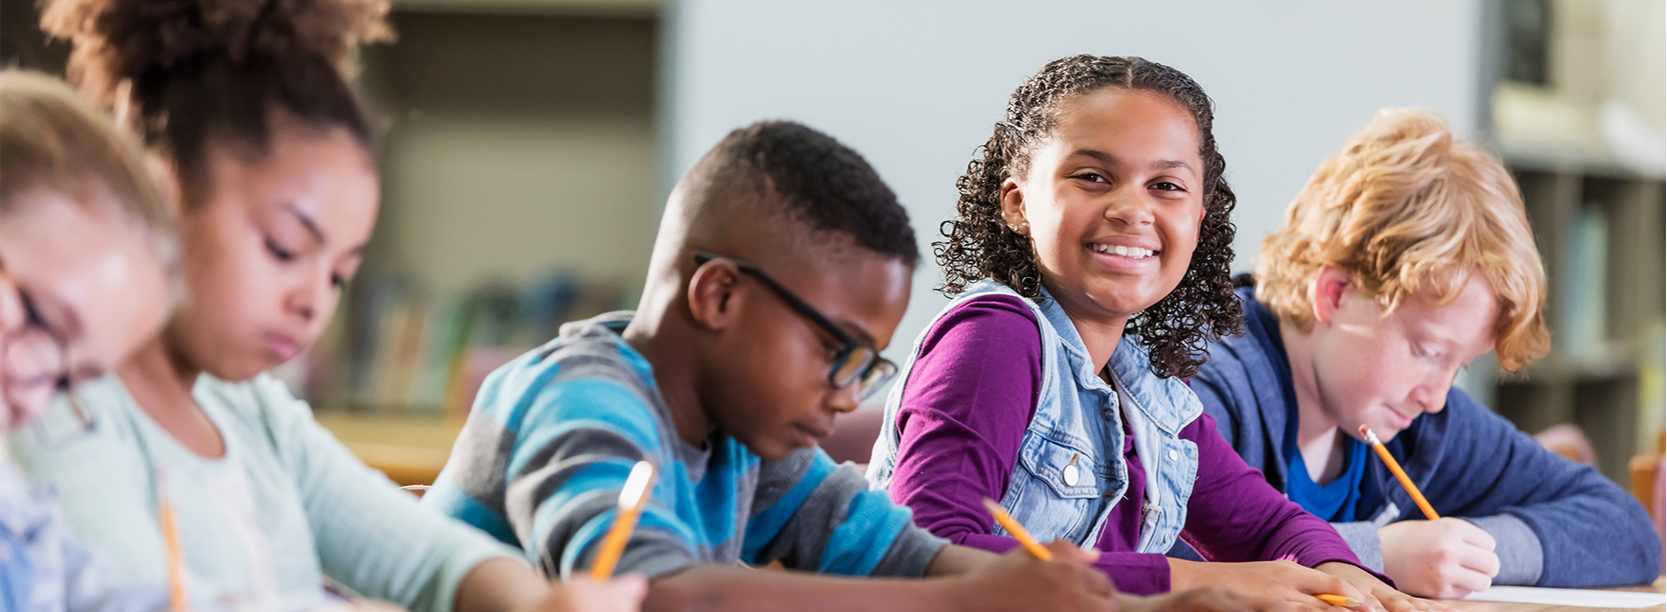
[157,470,189,612]
[591,461,658,579]
[1279,555,1363,608]
[982,498,1053,561]
[1360,425,1440,520]
[1316,594,1364,608]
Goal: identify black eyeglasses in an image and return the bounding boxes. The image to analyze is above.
[693,251,898,400]
[0,256,76,421]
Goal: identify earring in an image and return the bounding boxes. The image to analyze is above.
[1009,221,1030,235]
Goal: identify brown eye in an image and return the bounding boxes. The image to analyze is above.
[265,238,297,262]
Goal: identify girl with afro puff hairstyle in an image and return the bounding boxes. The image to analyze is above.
[7,1,643,611]
[868,56,1435,612]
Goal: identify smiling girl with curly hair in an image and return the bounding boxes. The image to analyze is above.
[868,55,1435,612]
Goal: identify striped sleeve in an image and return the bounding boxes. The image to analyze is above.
[744,448,947,577]
[501,374,700,579]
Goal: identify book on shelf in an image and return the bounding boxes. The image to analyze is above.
[1639,322,1665,454]
[292,271,626,418]
[1560,203,1610,361]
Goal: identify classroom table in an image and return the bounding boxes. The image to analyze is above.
[314,412,462,487]
[1441,585,1665,612]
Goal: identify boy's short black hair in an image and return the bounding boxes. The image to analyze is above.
[699,121,918,267]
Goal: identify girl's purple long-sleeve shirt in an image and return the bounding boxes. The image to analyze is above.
[886,295,1371,594]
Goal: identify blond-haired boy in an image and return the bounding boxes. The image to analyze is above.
[1192,108,1661,598]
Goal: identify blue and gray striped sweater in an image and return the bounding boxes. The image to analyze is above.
[422,311,947,579]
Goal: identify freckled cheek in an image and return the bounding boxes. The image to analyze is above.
[1359,347,1421,401]
[1323,336,1384,391]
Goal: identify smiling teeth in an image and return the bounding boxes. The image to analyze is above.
[1092,244,1156,258]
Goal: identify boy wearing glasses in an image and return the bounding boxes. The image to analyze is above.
[424,122,1265,612]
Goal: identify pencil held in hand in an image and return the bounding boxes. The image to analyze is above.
[1315,594,1364,608]
[591,461,658,579]
[1276,556,1364,609]
[1360,425,1440,520]
[982,498,1053,561]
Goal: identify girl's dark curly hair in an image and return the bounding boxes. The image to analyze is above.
[41,0,393,208]
[936,55,1242,378]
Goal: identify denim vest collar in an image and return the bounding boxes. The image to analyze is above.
[1039,286,1202,436]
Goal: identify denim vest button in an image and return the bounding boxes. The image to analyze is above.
[1168,449,1179,461]
[1063,464,1080,486]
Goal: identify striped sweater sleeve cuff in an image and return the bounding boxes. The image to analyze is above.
[870,524,950,578]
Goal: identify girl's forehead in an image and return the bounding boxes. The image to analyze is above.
[211,135,380,241]
[1061,90,1193,132]
[1036,92,1204,170]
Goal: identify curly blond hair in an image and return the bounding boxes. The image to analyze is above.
[1254,107,1549,371]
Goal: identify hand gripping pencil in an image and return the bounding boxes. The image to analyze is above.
[982,498,1053,560]
[1278,555,1363,608]
[591,461,658,579]
[1360,425,1440,520]
[1316,594,1365,608]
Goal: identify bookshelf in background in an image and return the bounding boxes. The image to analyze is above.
[277,272,628,419]
[1483,0,1665,487]
[271,1,661,426]
[1494,166,1665,484]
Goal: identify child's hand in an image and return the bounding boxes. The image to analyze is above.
[1377,518,1499,599]
[1169,559,1368,612]
[949,540,1119,612]
[1121,588,1291,612]
[1315,562,1453,612]
[528,575,648,612]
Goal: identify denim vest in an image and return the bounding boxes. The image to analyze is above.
[868,280,1201,553]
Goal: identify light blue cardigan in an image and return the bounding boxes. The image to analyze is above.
[7,373,517,612]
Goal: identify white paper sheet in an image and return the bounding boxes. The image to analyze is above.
[1462,586,1665,608]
